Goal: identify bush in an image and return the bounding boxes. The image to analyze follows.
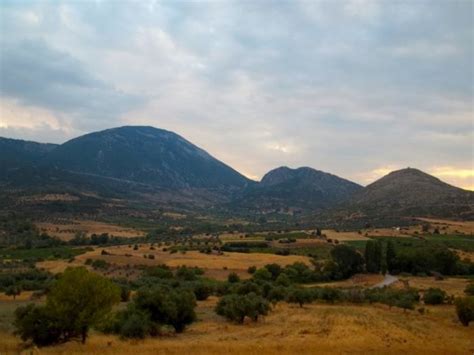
[464,283,474,296]
[247,266,257,274]
[455,297,474,326]
[423,288,446,305]
[145,265,173,279]
[192,282,213,301]
[215,293,270,323]
[117,308,154,339]
[228,272,240,283]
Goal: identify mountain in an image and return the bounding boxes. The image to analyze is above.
[329,168,474,223]
[45,126,252,190]
[233,166,362,212]
[0,137,57,168]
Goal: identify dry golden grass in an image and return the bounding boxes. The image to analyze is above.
[1,298,472,354]
[0,291,35,302]
[36,220,145,241]
[454,249,474,262]
[394,276,470,297]
[416,218,474,234]
[37,245,311,280]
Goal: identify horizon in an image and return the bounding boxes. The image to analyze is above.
[0,1,473,190]
[1,124,472,191]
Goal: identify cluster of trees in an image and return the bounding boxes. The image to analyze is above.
[0,269,53,295]
[364,239,473,276]
[0,214,60,248]
[103,286,197,338]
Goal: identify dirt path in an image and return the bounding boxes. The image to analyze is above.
[371,274,398,288]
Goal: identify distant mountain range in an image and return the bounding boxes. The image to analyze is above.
[1,126,472,224]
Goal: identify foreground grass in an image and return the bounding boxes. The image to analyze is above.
[1,297,473,354]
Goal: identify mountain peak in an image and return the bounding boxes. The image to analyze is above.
[44,125,251,189]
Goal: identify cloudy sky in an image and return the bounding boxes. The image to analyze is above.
[0,0,473,189]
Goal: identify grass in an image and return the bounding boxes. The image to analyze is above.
[36,245,312,280]
[0,246,91,262]
[0,298,472,354]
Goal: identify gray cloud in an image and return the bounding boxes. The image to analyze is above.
[0,38,143,130]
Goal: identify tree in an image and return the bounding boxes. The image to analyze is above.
[192,282,213,301]
[46,267,120,343]
[286,288,312,307]
[365,241,377,273]
[386,240,396,273]
[423,288,446,305]
[14,267,120,345]
[215,293,270,323]
[252,268,273,282]
[14,304,62,346]
[247,266,257,274]
[134,286,197,333]
[373,239,383,272]
[228,272,240,283]
[6,285,21,300]
[265,263,282,280]
[330,245,364,279]
[455,297,474,326]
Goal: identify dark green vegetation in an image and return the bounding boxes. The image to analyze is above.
[14,268,120,345]
[215,293,270,323]
[352,235,474,276]
[455,297,474,326]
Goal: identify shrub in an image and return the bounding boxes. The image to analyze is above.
[145,265,173,279]
[118,308,154,339]
[192,282,213,301]
[227,272,240,283]
[215,293,270,323]
[423,288,446,305]
[464,283,474,296]
[247,266,257,274]
[455,297,474,326]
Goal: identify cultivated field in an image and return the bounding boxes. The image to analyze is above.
[393,276,471,297]
[1,297,472,354]
[37,245,312,280]
[36,220,145,241]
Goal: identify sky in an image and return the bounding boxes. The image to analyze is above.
[0,0,473,189]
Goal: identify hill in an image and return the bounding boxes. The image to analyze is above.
[233,167,362,213]
[45,126,251,190]
[326,168,474,225]
[0,137,57,169]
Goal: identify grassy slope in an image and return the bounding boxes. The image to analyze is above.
[1,297,473,354]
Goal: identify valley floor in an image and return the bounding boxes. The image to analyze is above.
[1,297,473,355]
